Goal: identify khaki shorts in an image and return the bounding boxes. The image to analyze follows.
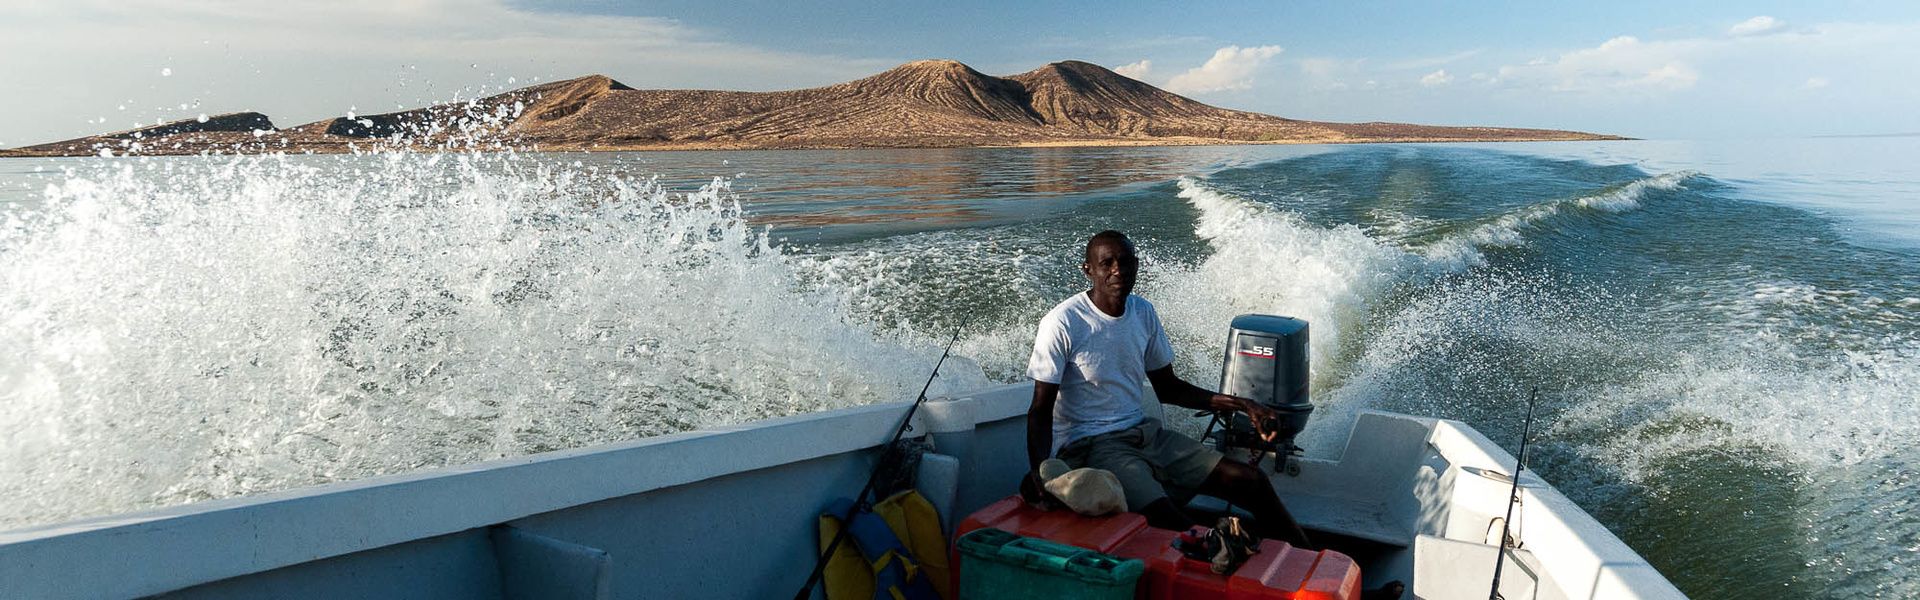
[1056,419,1224,512]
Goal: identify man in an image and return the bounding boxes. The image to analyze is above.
[1021,230,1312,549]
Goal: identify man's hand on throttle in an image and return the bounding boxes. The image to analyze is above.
[1243,400,1281,442]
[1214,393,1281,442]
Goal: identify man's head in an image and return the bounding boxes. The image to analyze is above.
[1082,230,1139,300]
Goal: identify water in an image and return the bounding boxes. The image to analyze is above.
[3,140,1917,599]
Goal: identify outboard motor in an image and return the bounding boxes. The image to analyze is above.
[1210,314,1312,473]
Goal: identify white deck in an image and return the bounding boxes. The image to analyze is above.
[0,384,1686,600]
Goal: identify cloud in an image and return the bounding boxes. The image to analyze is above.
[1420,69,1453,87]
[1495,35,1700,93]
[1164,45,1284,94]
[1639,62,1699,88]
[1386,49,1483,71]
[1113,60,1152,80]
[1730,16,1788,37]
[1803,76,1829,89]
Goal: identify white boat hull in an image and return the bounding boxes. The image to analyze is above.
[0,384,1686,599]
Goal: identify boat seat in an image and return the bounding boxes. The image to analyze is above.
[1186,494,1413,548]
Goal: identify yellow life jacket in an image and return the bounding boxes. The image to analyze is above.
[817,490,951,600]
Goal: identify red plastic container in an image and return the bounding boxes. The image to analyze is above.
[954,497,1360,600]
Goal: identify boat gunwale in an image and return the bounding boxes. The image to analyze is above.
[0,384,1685,599]
[0,385,1032,600]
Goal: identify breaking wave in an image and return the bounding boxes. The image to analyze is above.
[1152,177,1450,373]
[0,151,987,529]
[1418,170,1699,266]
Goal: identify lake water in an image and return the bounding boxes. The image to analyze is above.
[2,139,1916,598]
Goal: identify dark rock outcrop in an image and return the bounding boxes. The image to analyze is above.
[103,112,278,139]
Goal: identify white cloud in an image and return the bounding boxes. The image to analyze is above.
[1420,69,1453,87]
[1113,60,1152,80]
[1164,45,1284,94]
[1224,20,1917,136]
[1639,62,1699,88]
[1730,16,1788,37]
[1495,35,1701,93]
[1386,49,1482,70]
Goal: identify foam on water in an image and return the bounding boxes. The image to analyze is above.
[1141,177,1488,444]
[1154,178,1454,370]
[1549,289,1920,595]
[0,152,986,530]
[1561,271,1920,474]
[1157,168,1917,596]
[1183,161,1920,596]
[1418,170,1699,266]
[1156,169,1699,360]
[792,228,1073,383]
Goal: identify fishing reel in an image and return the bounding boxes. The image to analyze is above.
[1203,315,1313,475]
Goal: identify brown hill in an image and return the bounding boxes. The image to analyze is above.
[0,59,1622,157]
[1012,60,1293,138]
[499,61,1061,147]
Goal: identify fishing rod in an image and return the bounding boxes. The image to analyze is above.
[792,316,972,600]
[1488,387,1539,600]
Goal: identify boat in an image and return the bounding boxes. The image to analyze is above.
[0,379,1687,599]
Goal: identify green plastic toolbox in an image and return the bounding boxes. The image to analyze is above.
[954,527,1144,600]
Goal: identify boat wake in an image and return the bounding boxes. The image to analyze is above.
[0,152,987,530]
[1154,177,1452,373]
[1417,170,1699,266]
[1158,162,1919,597]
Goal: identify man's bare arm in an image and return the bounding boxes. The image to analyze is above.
[1146,365,1282,441]
[1021,381,1062,505]
[1027,380,1059,471]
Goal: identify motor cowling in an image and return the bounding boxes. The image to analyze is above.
[1213,315,1311,462]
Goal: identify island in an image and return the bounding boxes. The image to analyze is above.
[0,59,1622,157]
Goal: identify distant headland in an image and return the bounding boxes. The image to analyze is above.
[0,59,1625,157]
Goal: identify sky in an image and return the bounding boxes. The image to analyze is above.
[4,0,1919,147]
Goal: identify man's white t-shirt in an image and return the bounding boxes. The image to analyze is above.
[1026,291,1176,455]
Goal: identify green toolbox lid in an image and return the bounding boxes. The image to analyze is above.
[956,527,1144,585]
